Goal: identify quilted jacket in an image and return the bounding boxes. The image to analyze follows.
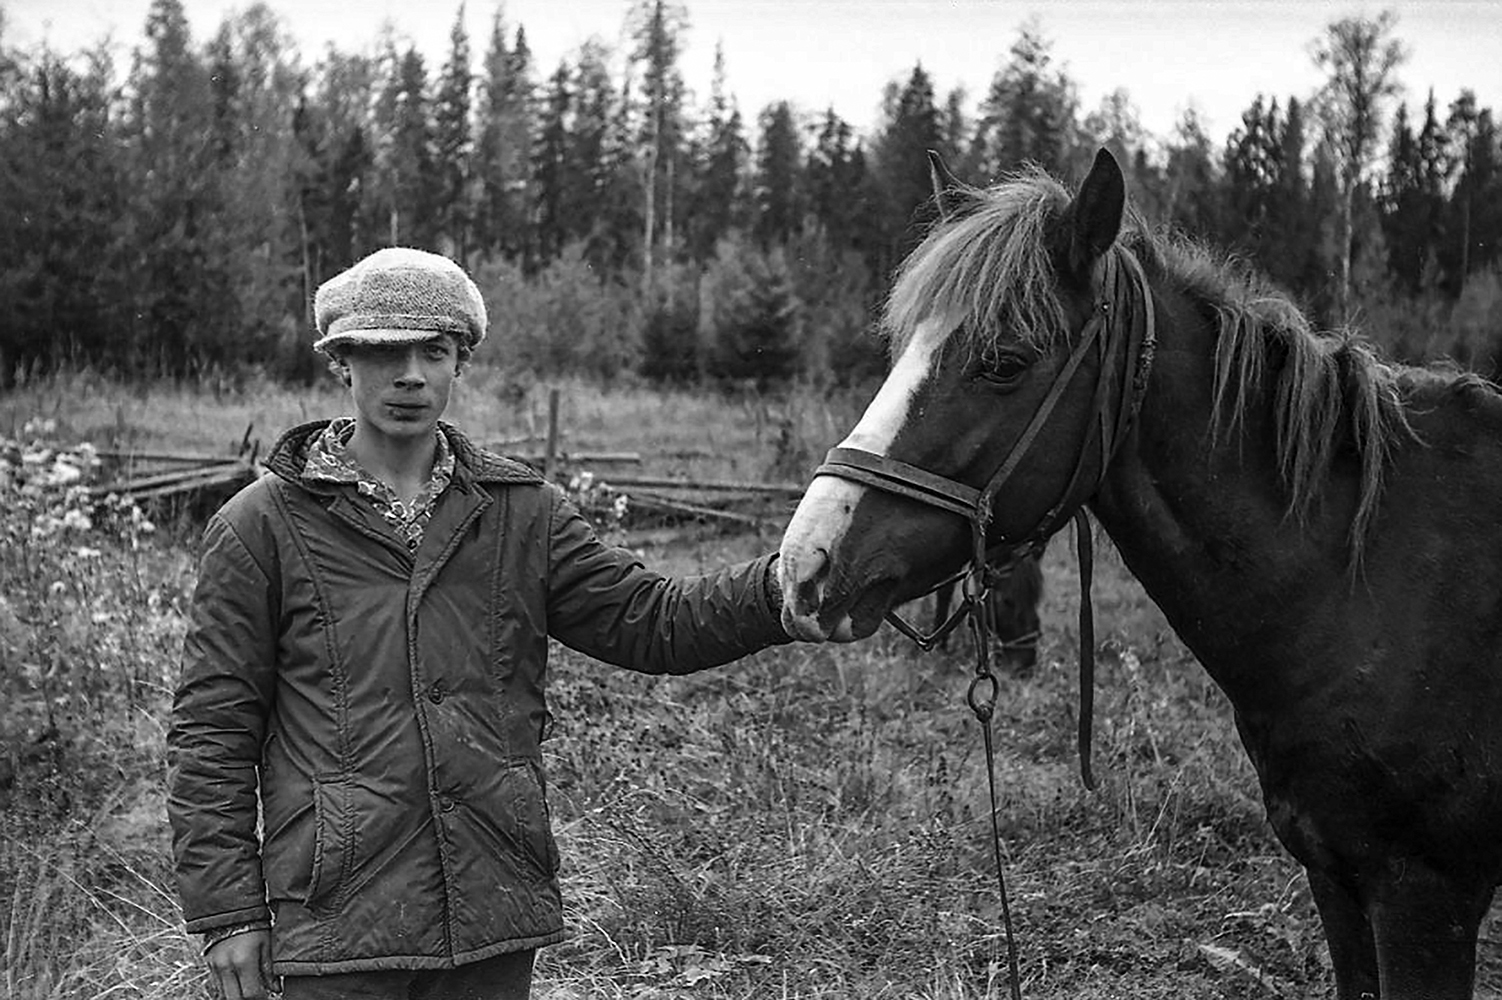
[166,420,788,974]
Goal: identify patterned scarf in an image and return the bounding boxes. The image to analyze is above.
[303,418,455,552]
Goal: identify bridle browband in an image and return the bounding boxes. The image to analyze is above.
[813,245,1157,788]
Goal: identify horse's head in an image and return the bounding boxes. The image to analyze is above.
[780,149,1148,642]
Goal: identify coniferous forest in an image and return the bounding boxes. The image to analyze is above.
[1,1,1499,389]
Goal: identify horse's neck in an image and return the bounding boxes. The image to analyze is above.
[1087,290,1356,706]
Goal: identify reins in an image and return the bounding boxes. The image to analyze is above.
[811,247,1156,999]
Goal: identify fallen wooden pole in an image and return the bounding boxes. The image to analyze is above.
[94,448,245,464]
[595,474,802,496]
[626,491,770,528]
[509,451,643,465]
[89,460,249,497]
[128,466,256,502]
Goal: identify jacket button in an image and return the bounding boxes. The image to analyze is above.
[439,795,456,812]
[427,680,445,704]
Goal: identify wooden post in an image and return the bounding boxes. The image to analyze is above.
[542,388,560,481]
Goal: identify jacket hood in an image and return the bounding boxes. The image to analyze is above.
[264,420,543,489]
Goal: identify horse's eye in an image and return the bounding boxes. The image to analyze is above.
[973,350,1033,388]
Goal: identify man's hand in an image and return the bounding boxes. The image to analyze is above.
[205,929,275,1000]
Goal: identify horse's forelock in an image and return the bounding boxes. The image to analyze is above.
[883,170,1072,360]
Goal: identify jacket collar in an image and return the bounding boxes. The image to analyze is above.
[265,420,544,492]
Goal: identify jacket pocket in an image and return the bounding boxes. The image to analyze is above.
[305,773,351,912]
[516,760,561,876]
[465,759,560,880]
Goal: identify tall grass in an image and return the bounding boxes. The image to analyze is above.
[7,372,1502,997]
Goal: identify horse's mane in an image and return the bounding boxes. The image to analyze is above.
[879,165,1474,556]
[1148,235,1415,551]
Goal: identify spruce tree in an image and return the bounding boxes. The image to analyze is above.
[434,5,473,259]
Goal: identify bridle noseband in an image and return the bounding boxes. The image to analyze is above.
[812,246,1157,787]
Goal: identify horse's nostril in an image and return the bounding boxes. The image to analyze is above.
[784,546,829,611]
[795,576,821,611]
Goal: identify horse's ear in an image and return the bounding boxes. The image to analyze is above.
[1067,148,1126,274]
[928,150,967,222]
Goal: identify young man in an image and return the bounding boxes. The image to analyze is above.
[167,248,795,1000]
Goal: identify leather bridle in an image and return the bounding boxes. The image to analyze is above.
[807,246,1155,998]
[814,246,1155,770]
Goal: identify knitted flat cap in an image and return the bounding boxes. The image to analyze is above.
[313,247,487,353]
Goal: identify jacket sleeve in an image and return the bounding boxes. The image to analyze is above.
[544,488,790,673]
[166,511,279,933]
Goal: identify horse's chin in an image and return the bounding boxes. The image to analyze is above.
[782,577,897,643]
[846,581,897,638]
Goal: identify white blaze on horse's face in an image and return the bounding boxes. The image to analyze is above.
[779,315,952,642]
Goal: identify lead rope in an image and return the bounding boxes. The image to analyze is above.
[1074,510,1097,791]
[963,558,1023,1000]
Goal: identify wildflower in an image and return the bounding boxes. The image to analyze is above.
[48,459,83,487]
[61,508,93,532]
[128,504,156,534]
[74,546,103,560]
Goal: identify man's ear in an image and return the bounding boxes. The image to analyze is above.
[325,352,352,386]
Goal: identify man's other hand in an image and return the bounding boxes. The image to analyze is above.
[206,929,275,1000]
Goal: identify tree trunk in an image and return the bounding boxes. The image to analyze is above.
[642,143,657,297]
[664,149,675,262]
[1337,178,1354,326]
[1459,193,1471,296]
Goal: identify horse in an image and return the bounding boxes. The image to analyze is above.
[777,147,1502,999]
[929,548,1044,674]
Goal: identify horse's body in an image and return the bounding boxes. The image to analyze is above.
[778,149,1502,997]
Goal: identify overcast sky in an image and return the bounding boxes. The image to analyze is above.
[6,0,1500,145]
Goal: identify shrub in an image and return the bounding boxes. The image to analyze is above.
[1455,266,1502,378]
[785,228,888,386]
[473,243,640,381]
[638,283,701,386]
[700,236,801,389]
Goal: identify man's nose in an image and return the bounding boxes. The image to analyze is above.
[394,349,426,386]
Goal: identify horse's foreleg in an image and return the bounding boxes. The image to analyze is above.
[1307,868,1379,1000]
[1368,862,1491,999]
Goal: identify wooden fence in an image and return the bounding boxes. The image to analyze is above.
[90,390,807,539]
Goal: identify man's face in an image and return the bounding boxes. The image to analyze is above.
[342,335,460,443]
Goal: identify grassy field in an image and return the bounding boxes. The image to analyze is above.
[2,370,1499,998]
